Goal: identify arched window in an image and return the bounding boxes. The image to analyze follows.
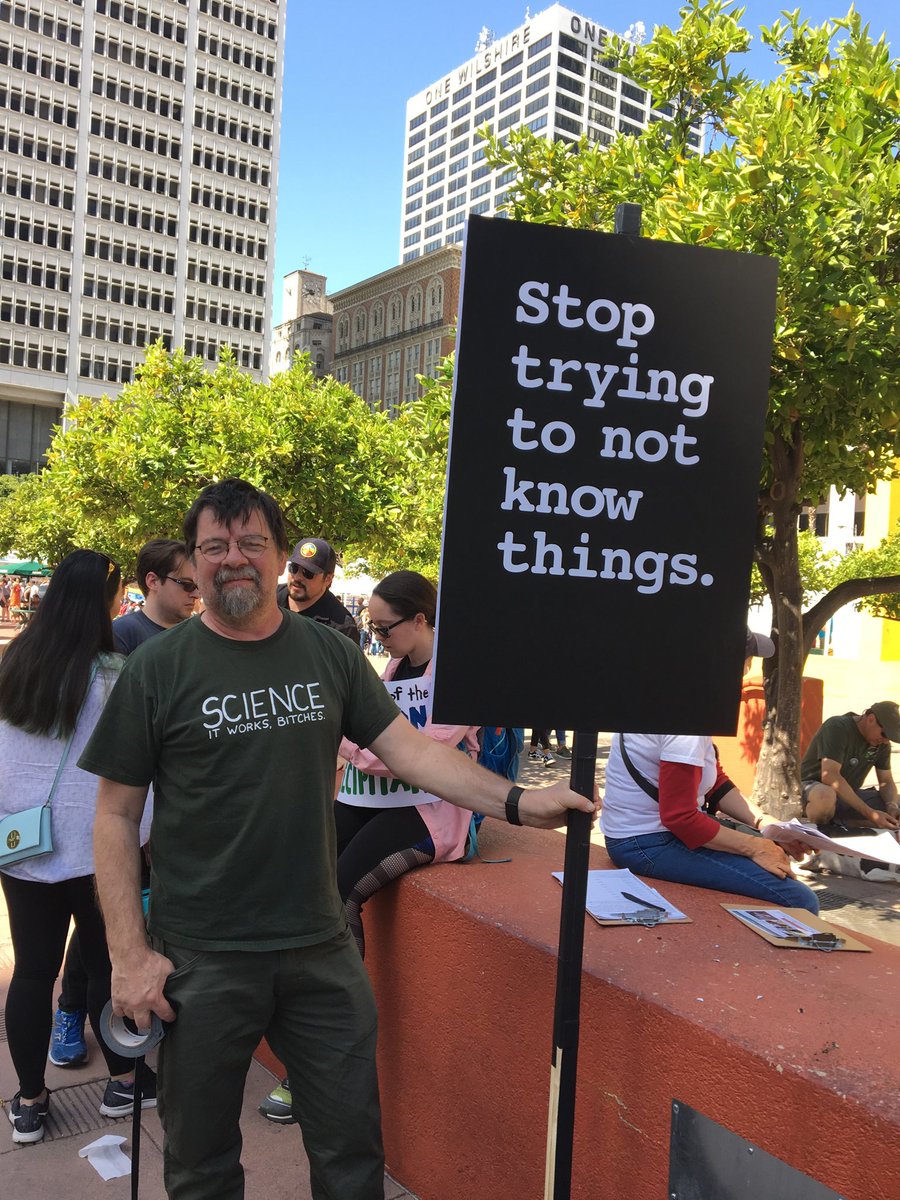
[387,293,402,335]
[372,301,384,336]
[337,316,350,351]
[406,285,423,330]
[353,309,367,347]
[427,277,443,322]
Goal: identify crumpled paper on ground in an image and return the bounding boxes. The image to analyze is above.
[78,1134,131,1180]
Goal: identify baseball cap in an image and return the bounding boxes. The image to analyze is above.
[745,629,775,659]
[289,538,336,575]
[869,701,900,743]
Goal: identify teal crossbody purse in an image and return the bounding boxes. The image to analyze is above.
[0,662,100,868]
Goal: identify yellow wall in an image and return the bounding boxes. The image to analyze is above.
[860,473,900,660]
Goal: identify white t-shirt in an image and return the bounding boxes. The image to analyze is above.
[601,734,718,840]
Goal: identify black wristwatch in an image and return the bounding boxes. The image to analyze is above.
[505,785,525,826]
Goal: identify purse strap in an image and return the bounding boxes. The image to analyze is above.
[617,733,660,803]
[44,661,100,810]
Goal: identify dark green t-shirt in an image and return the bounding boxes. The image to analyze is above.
[79,611,399,950]
[800,712,890,791]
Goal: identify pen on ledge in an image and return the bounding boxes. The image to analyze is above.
[621,891,666,913]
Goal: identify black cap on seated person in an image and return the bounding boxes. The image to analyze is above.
[746,629,776,659]
[869,701,900,743]
[289,538,336,575]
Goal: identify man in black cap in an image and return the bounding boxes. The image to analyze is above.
[800,700,900,830]
[276,537,357,641]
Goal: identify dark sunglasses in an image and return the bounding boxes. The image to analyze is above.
[366,615,412,639]
[287,562,318,580]
[166,576,200,594]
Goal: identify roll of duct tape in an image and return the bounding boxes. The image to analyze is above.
[100,1001,165,1057]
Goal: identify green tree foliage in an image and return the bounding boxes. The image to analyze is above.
[0,471,79,567]
[829,526,900,620]
[363,355,454,578]
[480,1,900,813]
[0,345,396,574]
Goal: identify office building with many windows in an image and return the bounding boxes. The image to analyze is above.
[399,3,703,263]
[0,0,285,473]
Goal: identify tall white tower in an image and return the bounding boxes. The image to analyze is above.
[398,4,703,264]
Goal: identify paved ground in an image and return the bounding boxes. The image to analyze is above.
[0,923,414,1199]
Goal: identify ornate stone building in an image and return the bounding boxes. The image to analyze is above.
[329,245,460,412]
[269,269,333,378]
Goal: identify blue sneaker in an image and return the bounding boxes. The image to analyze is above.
[48,1007,88,1067]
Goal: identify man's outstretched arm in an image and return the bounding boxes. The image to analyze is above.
[370,715,597,826]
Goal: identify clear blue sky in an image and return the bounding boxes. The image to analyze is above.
[271,1,899,322]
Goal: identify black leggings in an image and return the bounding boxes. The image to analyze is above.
[0,871,132,1095]
[335,801,435,959]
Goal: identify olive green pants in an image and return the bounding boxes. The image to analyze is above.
[153,926,384,1200]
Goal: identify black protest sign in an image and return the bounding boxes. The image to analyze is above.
[432,216,777,734]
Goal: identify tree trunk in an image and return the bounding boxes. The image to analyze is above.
[751,431,804,819]
[802,574,900,657]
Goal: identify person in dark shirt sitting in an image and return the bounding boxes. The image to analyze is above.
[800,701,900,831]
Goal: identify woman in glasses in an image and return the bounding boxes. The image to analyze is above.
[259,569,480,1125]
[335,570,480,952]
[0,550,155,1144]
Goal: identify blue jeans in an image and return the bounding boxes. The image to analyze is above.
[605,831,819,914]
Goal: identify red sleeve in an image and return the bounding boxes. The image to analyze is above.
[658,760,721,849]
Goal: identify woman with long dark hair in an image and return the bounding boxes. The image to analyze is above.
[0,550,153,1144]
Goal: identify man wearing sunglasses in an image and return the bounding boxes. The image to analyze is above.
[112,538,199,655]
[276,536,358,642]
[800,700,900,831]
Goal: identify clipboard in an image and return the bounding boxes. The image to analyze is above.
[723,905,871,952]
[553,869,692,927]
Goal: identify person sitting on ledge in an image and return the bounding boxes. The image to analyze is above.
[600,630,818,915]
[799,701,900,832]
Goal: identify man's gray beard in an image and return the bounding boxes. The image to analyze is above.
[211,566,263,620]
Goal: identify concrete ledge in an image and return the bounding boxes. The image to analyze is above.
[359,823,898,1200]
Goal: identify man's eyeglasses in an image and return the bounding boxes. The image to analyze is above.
[366,615,411,639]
[166,576,200,595]
[287,562,317,580]
[195,536,269,562]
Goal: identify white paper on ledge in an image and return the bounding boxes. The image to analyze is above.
[553,868,687,922]
[766,819,900,865]
[78,1134,131,1180]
